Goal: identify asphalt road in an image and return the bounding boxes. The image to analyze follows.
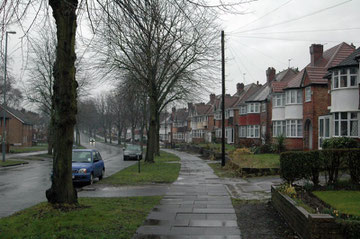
[0,133,135,218]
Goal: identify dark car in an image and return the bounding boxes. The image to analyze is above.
[123,144,142,160]
[72,149,105,184]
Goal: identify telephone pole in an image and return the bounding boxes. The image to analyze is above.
[221,30,225,167]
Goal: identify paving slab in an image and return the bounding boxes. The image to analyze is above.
[133,150,241,238]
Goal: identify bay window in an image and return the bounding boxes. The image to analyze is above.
[286,90,302,104]
[305,87,311,102]
[247,125,260,138]
[334,112,358,137]
[240,105,247,115]
[333,67,358,89]
[273,120,286,137]
[247,103,260,113]
[239,126,247,138]
[286,119,302,137]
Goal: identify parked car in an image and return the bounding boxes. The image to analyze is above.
[72,149,105,184]
[123,144,142,161]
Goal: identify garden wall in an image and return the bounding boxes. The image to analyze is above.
[271,186,343,239]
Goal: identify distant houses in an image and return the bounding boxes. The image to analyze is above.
[159,42,360,150]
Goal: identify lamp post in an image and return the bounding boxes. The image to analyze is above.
[2,31,16,162]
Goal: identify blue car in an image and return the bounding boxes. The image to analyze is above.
[72,149,105,184]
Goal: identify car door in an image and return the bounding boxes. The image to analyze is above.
[93,152,101,177]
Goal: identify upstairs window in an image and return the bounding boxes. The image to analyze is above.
[286,90,302,104]
[261,102,266,112]
[273,93,285,107]
[333,67,358,89]
[240,106,247,115]
[305,87,311,102]
[247,103,260,113]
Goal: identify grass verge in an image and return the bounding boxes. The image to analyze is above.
[13,153,52,161]
[208,162,238,178]
[0,160,28,167]
[9,144,48,154]
[100,151,181,185]
[313,191,360,217]
[0,197,161,239]
[198,143,236,153]
[232,154,280,168]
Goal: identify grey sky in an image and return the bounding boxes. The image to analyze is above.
[4,0,360,105]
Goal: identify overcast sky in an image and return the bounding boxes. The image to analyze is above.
[218,0,360,96]
[4,0,360,106]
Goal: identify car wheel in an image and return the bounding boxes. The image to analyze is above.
[99,168,105,180]
[89,173,94,185]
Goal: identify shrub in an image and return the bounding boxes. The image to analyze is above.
[273,135,286,153]
[340,220,360,239]
[321,149,347,184]
[347,149,360,185]
[280,151,321,185]
[322,137,359,149]
[258,143,273,154]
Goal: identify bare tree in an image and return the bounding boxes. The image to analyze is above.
[0,64,23,108]
[94,0,220,162]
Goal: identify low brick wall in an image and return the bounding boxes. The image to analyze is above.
[271,186,343,239]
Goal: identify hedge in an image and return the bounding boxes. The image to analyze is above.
[340,220,360,239]
[280,149,360,185]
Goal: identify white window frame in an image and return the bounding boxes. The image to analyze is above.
[286,119,303,138]
[240,106,247,115]
[305,87,311,102]
[247,103,260,113]
[318,116,331,149]
[332,67,359,89]
[273,120,286,137]
[272,94,285,107]
[247,125,260,138]
[334,112,359,137]
[285,90,302,105]
[239,126,247,138]
[261,102,266,112]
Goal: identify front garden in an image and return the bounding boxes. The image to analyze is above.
[274,137,360,239]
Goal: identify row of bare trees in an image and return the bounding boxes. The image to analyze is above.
[1,0,250,204]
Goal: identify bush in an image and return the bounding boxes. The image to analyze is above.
[340,220,360,239]
[273,135,286,153]
[258,143,273,154]
[322,137,359,149]
[280,151,321,185]
[321,149,347,184]
[347,149,360,184]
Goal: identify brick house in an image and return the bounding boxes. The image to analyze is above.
[0,105,34,147]
[171,107,189,143]
[271,43,355,150]
[188,102,212,143]
[319,47,360,146]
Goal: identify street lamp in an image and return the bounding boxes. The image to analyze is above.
[2,31,16,162]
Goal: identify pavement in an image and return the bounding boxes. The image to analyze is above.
[133,149,242,239]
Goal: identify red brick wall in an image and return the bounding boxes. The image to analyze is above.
[246,114,261,125]
[285,138,303,151]
[0,116,33,147]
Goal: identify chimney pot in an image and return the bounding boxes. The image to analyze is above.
[266,67,276,84]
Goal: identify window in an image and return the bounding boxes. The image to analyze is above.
[215,113,221,120]
[334,112,358,137]
[239,126,247,138]
[225,110,234,119]
[247,125,260,138]
[261,102,266,112]
[240,106,247,115]
[273,94,285,107]
[319,116,331,148]
[286,120,303,137]
[286,90,302,104]
[305,87,311,102]
[215,128,222,138]
[273,121,286,137]
[333,68,358,89]
[247,103,260,113]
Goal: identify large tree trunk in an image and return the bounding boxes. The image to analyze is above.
[47,121,54,155]
[131,125,135,143]
[117,125,123,145]
[155,113,160,156]
[145,98,157,163]
[46,0,78,204]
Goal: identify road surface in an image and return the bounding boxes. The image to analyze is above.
[0,133,135,218]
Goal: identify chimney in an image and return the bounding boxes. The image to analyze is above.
[236,83,244,93]
[210,93,216,103]
[266,67,276,84]
[310,44,323,66]
[187,103,193,110]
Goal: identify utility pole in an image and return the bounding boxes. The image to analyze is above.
[2,31,16,162]
[221,30,225,167]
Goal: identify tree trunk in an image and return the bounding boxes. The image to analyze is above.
[47,121,54,155]
[117,125,123,145]
[46,0,78,204]
[145,98,157,163]
[131,125,135,143]
[155,113,160,156]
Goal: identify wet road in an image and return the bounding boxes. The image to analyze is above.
[0,133,135,218]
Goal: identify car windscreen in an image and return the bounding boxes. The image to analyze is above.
[72,151,92,163]
[126,145,140,151]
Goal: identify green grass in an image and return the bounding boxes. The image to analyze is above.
[0,160,28,167]
[0,197,161,239]
[13,153,53,161]
[313,191,360,217]
[208,162,238,178]
[198,143,236,152]
[232,154,280,168]
[100,151,181,185]
[9,144,48,154]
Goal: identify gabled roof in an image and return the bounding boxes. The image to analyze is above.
[286,69,305,89]
[271,68,300,92]
[173,108,188,122]
[192,103,212,116]
[234,83,263,106]
[0,105,34,125]
[299,42,355,87]
[329,47,360,70]
[246,84,271,102]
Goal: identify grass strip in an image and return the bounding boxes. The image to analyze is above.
[0,160,28,167]
[231,154,280,168]
[0,197,161,239]
[313,191,360,217]
[100,151,180,185]
[9,144,48,154]
[208,162,238,178]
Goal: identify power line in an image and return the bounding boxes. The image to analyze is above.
[236,27,360,35]
[231,0,353,35]
[228,45,257,83]
[230,0,294,33]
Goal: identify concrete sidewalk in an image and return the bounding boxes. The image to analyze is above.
[134,150,241,239]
